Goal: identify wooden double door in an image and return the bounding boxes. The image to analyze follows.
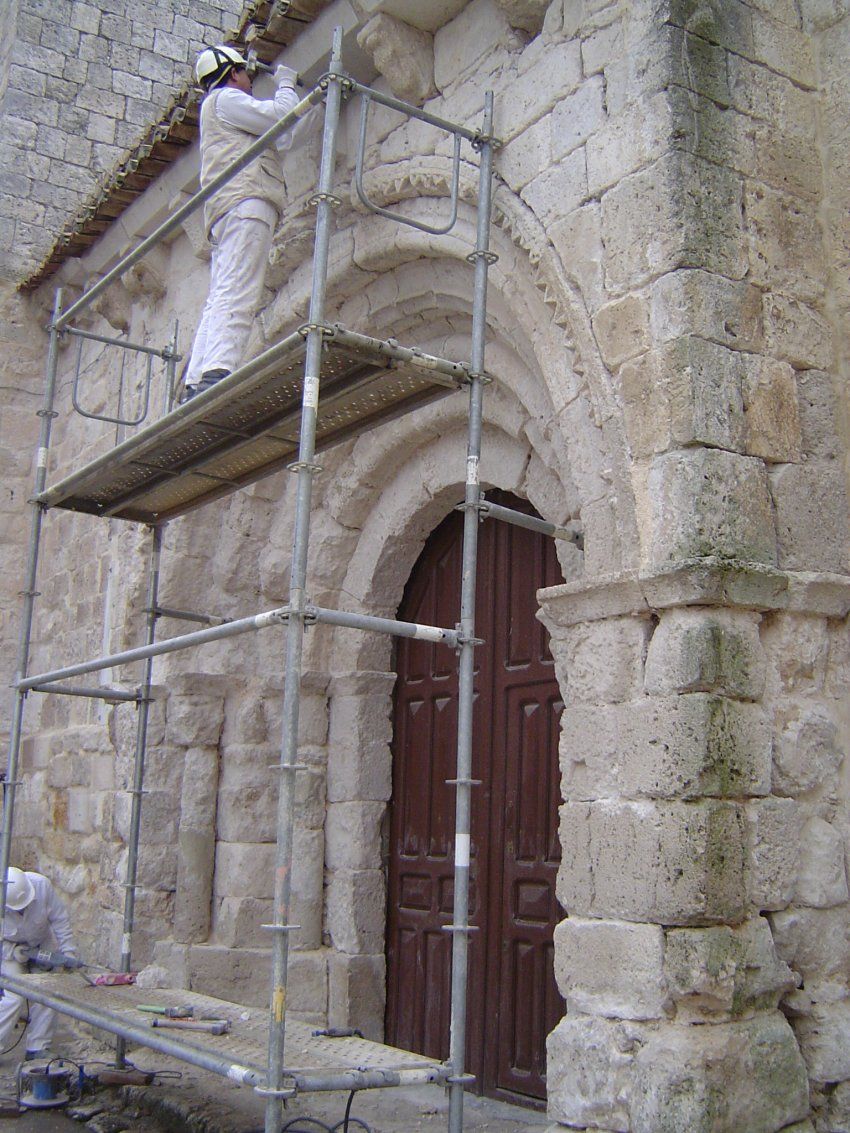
[386,493,564,1105]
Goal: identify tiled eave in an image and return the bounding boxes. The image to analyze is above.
[21,0,328,292]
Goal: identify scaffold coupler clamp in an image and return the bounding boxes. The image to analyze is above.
[298,321,335,339]
[254,1079,298,1100]
[445,1069,476,1085]
[454,625,483,649]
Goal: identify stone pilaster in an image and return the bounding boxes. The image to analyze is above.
[539,563,850,1132]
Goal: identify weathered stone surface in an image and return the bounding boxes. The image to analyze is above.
[559,615,650,704]
[549,1011,808,1132]
[762,292,833,371]
[553,917,667,1020]
[561,695,771,801]
[179,746,219,827]
[645,608,766,700]
[212,895,271,948]
[558,799,747,924]
[325,801,385,871]
[770,463,850,573]
[520,146,587,229]
[173,827,215,944]
[630,1014,810,1133]
[292,828,326,950]
[551,73,606,161]
[796,370,842,460]
[326,870,385,954]
[327,673,394,802]
[746,797,803,912]
[742,356,801,463]
[187,945,271,1008]
[795,816,849,908]
[773,707,843,796]
[492,0,549,33]
[646,448,777,567]
[601,152,745,292]
[586,88,671,198]
[328,952,386,1041]
[286,950,328,1021]
[214,841,277,898]
[164,685,225,748]
[649,269,764,353]
[547,1014,644,1131]
[771,907,850,984]
[592,293,650,369]
[432,0,519,90]
[795,1001,850,1084]
[761,612,831,696]
[745,183,825,302]
[664,917,797,1022]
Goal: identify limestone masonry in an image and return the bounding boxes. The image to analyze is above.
[2,1,850,1130]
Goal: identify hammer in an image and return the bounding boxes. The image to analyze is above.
[245,47,302,86]
[151,1017,230,1035]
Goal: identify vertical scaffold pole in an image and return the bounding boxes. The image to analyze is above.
[448,93,495,1133]
[264,26,345,1133]
[0,291,64,949]
[115,523,162,1068]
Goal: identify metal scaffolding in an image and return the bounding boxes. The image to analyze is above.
[0,25,576,1133]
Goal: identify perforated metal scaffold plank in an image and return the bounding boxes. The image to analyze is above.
[38,326,468,524]
[1,973,450,1094]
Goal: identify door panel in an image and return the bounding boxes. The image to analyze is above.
[386,492,564,1104]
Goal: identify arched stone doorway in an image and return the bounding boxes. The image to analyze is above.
[385,491,564,1106]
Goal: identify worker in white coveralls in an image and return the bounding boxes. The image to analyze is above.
[0,867,77,1059]
[182,45,301,401]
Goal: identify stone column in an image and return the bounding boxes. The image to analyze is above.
[325,671,394,1040]
[166,674,227,946]
[538,565,850,1133]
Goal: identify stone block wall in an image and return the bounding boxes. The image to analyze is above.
[0,0,243,283]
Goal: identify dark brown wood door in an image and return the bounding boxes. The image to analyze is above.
[386,492,564,1105]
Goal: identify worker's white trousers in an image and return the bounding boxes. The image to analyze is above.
[0,966,54,1053]
[186,209,274,388]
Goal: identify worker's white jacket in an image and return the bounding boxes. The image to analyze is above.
[200,78,300,239]
[2,872,75,962]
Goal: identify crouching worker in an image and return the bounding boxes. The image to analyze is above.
[0,867,77,1059]
[182,45,301,401]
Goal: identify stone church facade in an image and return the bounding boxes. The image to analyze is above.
[2,1,850,1130]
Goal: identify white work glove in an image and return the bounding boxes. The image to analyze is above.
[12,944,28,964]
[274,64,298,88]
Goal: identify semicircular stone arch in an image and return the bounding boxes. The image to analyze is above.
[269,200,632,1044]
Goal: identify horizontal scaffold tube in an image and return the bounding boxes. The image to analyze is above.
[327,326,469,384]
[19,603,456,693]
[345,78,483,142]
[17,607,289,690]
[30,683,140,702]
[0,972,262,1087]
[478,499,584,547]
[65,326,174,358]
[285,1066,451,1093]
[306,605,459,646]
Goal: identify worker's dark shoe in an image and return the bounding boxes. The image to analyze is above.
[180,369,230,403]
[24,1048,49,1061]
[199,368,230,393]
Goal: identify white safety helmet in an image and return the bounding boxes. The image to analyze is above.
[195,45,247,90]
[5,867,34,912]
